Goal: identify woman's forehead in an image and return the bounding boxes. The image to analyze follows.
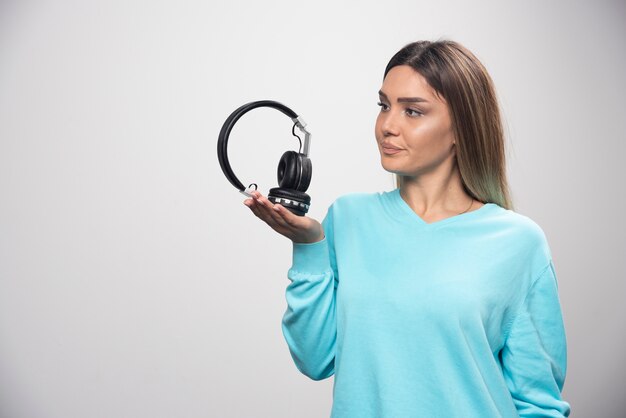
[381,65,444,104]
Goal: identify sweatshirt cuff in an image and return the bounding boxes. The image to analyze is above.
[291,237,331,274]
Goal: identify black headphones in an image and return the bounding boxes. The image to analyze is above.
[217,100,313,216]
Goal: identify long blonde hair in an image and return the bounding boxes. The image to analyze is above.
[385,40,513,210]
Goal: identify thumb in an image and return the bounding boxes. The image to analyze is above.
[273,203,306,226]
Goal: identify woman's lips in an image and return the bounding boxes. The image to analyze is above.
[382,146,403,155]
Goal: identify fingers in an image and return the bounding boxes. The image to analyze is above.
[255,193,291,229]
[245,191,291,230]
[272,203,300,227]
[243,192,321,243]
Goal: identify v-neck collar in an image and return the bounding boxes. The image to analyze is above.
[384,188,498,230]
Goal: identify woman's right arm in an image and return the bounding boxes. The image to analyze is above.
[281,207,337,380]
[243,191,337,380]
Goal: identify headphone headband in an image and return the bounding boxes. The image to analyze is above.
[217,100,311,192]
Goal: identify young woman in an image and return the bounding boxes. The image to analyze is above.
[243,40,571,418]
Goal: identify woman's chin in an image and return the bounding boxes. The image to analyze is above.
[380,159,403,173]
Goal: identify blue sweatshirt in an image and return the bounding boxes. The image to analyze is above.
[281,188,570,417]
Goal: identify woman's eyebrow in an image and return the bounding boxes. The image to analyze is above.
[378,90,430,103]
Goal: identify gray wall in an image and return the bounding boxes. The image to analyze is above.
[1,0,624,417]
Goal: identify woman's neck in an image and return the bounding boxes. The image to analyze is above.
[398,164,477,218]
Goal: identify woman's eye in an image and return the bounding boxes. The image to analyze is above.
[405,108,423,117]
[377,101,389,111]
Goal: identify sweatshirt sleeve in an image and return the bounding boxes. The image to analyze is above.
[500,260,571,417]
[280,203,338,381]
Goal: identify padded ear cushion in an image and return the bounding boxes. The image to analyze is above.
[268,187,311,216]
[296,156,312,192]
[277,151,300,189]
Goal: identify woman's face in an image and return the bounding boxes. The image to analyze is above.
[375,65,456,178]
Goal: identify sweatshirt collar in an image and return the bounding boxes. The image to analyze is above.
[383,188,499,229]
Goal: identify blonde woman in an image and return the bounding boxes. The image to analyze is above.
[244,40,570,418]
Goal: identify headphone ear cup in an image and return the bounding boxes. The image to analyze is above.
[296,156,312,192]
[268,187,311,216]
[277,151,300,190]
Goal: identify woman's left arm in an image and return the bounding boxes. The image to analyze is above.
[500,260,572,417]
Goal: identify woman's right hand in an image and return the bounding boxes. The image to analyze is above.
[243,191,325,244]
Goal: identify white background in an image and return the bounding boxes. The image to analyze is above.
[1,0,624,416]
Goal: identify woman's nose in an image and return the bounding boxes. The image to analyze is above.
[381,112,400,136]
